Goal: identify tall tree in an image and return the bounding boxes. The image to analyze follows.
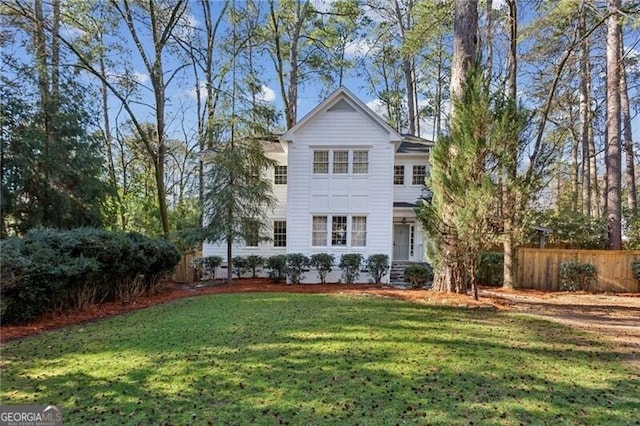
[620,38,637,212]
[605,0,622,249]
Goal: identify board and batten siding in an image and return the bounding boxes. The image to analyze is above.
[286,109,395,268]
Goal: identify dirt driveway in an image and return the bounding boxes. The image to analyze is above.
[479,288,640,369]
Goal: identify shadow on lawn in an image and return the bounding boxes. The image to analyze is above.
[2,294,639,425]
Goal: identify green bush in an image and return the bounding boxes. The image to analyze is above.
[403,264,433,289]
[286,253,310,284]
[232,256,250,278]
[366,254,389,284]
[266,255,287,283]
[0,228,180,324]
[191,256,223,280]
[310,253,335,284]
[245,255,265,278]
[477,252,504,286]
[559,261,598,292]
[339,253,363,284]
[632,259,640,283]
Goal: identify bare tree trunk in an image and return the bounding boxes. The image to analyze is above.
[484,0,493,85]
[450,0,478,115]
[620,39,637,211]
[502,0,517,290]
[579,3,592,216]
[605,0,622,249]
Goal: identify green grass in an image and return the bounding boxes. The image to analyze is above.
[1,293,638,425]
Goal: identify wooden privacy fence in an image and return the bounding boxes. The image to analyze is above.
[517,248,640,293]
[171,251,201,282]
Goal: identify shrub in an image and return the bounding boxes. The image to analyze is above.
[339,253,363,284]
[266,255,287,283]
[366,254,390,284]
[477,252,504,286]
[559,261,598,292]
[286,253,310,284]
[310,253,335,284]
[632,259,640,283]
[245,255,265,278]
[191,255,223,280]
[232,256,250,278]
[0,228,181,324]
[403,264,433,289]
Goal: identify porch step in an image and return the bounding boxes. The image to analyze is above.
[389,261,431,288]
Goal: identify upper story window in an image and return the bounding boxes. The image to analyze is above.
[353,151,368,174]
[313,149,369,175]
[394,165,405,185]
[333,151,349,174]
[313,151,329,174]
[412,165,427,185]
[274,165,287,184]
[273,220,286,247]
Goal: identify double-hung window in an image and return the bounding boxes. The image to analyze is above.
[313,151,329,174]
[351,216,367,246]
[312,216,328,246]
[243,218,260,247]
[273,220,286,247]
[331,216,348,246]
[412,165,427,185]
[333,151,349,174]
[394,165,405,185]
[274,165,287,184]
[353,151,368,174]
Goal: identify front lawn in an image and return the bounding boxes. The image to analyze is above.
[1,293,638,425]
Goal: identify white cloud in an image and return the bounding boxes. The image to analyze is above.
[345,39,373,57]
[187,82,208,101]
[133,71,149,84]
[257,85,276,102]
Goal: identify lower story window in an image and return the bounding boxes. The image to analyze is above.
[331,216,347,246]
[312,216,328,246]
[243,218,260,247]
[351,216,367,246]
[273,220,286,247]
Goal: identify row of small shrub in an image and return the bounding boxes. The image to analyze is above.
[191,253,391,284]
[0,228,181,324]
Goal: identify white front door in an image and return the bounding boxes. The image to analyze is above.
[393,224,410,260]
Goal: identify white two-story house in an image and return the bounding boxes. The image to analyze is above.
[202,87,432,283]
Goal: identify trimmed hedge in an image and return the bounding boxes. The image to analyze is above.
[0,228,180,324]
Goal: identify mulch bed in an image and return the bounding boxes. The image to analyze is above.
[0,279,493,343]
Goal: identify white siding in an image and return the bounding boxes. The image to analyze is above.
[287,110,395,275]
[393,154,430,204]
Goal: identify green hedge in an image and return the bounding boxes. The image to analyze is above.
[0,228,180,324]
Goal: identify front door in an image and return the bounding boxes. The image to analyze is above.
[393,224,410,260]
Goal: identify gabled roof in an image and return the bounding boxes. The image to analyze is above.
[280,86,403,142]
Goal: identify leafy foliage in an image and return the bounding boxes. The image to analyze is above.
[403,264,434,289]
[191,256,223,280]
[310,253,335,284]
[531,209,607,249]
[631,259,640,283]
[0,228,180,324]
[477,252,504,286]
[245,255,265,278]
[232,256,250,278]
[286,253,310,284]
[366,254,390,284]
[339,253,363,284]
[559,261,598,292]
[266,255,287,283]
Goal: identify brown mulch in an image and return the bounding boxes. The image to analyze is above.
[2,280,639,370]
